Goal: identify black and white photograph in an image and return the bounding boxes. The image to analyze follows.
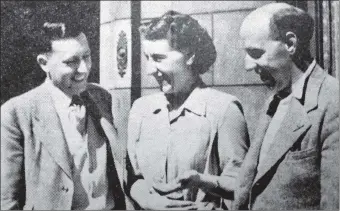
[1,1,339,210]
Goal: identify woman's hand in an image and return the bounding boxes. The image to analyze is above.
[175,170,202,189]
[153,170,203,195]
[131,179,199,210]
[153,170,222,196]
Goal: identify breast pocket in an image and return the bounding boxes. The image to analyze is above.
[285,148,318,160]
[281,147,320,204]
[283,147,319,182]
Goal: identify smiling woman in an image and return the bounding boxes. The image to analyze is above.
[126,10,250,210]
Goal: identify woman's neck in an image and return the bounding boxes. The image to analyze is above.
[165,77,202,111]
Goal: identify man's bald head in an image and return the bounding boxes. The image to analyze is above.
[240,3,314,62]
[240,3,292,39]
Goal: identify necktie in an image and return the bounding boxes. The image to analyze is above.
[70,95,85,107]
[266,88,290,117]
[69,95,87,135]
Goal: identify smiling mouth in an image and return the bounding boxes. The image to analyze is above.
[154,71,172,92]
[72,74,87,82]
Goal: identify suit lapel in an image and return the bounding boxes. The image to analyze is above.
[235,63,326,208]
[304,64,326,112]
[252,63,325,185]
[253,98,312,184]
[33,86,73,179]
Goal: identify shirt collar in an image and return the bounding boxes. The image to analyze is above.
[45,79,72,110]
[180,84,207,116]
[291,59,316,99]
[152,80,207,117]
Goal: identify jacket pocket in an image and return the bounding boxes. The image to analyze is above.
[285,148,318,160]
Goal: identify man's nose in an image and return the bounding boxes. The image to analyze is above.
[244,54,257,72]
[77,60,89,73]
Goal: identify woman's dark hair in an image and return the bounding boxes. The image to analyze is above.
[140,10,216,75]
[35,20,85,55]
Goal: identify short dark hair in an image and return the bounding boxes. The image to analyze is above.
[35,20,85,54]
[269,6,314,62]
[140,10,216,75]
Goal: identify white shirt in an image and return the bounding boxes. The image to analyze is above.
[45,80,114,210]
[258,60,316,165]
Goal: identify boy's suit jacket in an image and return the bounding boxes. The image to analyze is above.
[1,82,131,210]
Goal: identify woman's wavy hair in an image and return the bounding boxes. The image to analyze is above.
[140,10,216,75]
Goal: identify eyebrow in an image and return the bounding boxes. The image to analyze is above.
[151,53,167,59]
[63,51,91,60]
[63,56,79,62]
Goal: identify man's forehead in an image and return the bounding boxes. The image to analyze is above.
[240,14,271,41]
[240,2,294,40]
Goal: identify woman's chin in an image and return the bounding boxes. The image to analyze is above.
[161,85,173,94]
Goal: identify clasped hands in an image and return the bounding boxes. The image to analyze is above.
[152,170,203,196]
[143,170,216,210]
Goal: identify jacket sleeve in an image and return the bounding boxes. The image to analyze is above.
[127,99,144,185]
[125,99,146,209]
[203,99,250,209]
[216,101,250,199]
[320,95,339,210]
[1,100,25,210]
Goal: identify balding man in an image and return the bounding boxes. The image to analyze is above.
[233,3,339,210]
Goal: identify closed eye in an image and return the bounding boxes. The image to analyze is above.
[246,48,265,59]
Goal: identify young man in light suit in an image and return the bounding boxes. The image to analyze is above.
[1,20,130,210]
[233,3,339,210]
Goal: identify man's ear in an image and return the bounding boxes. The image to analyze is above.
[186,53,195,66]
[285,32,297,55]
[37,54,49,73]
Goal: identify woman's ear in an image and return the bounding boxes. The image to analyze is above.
[186,53,195,66]
[285,31,297,55]
[37,54,49,73]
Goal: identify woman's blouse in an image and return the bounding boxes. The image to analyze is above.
[127,85,249,203]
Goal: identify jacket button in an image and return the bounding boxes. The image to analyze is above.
[61,186,69,192]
